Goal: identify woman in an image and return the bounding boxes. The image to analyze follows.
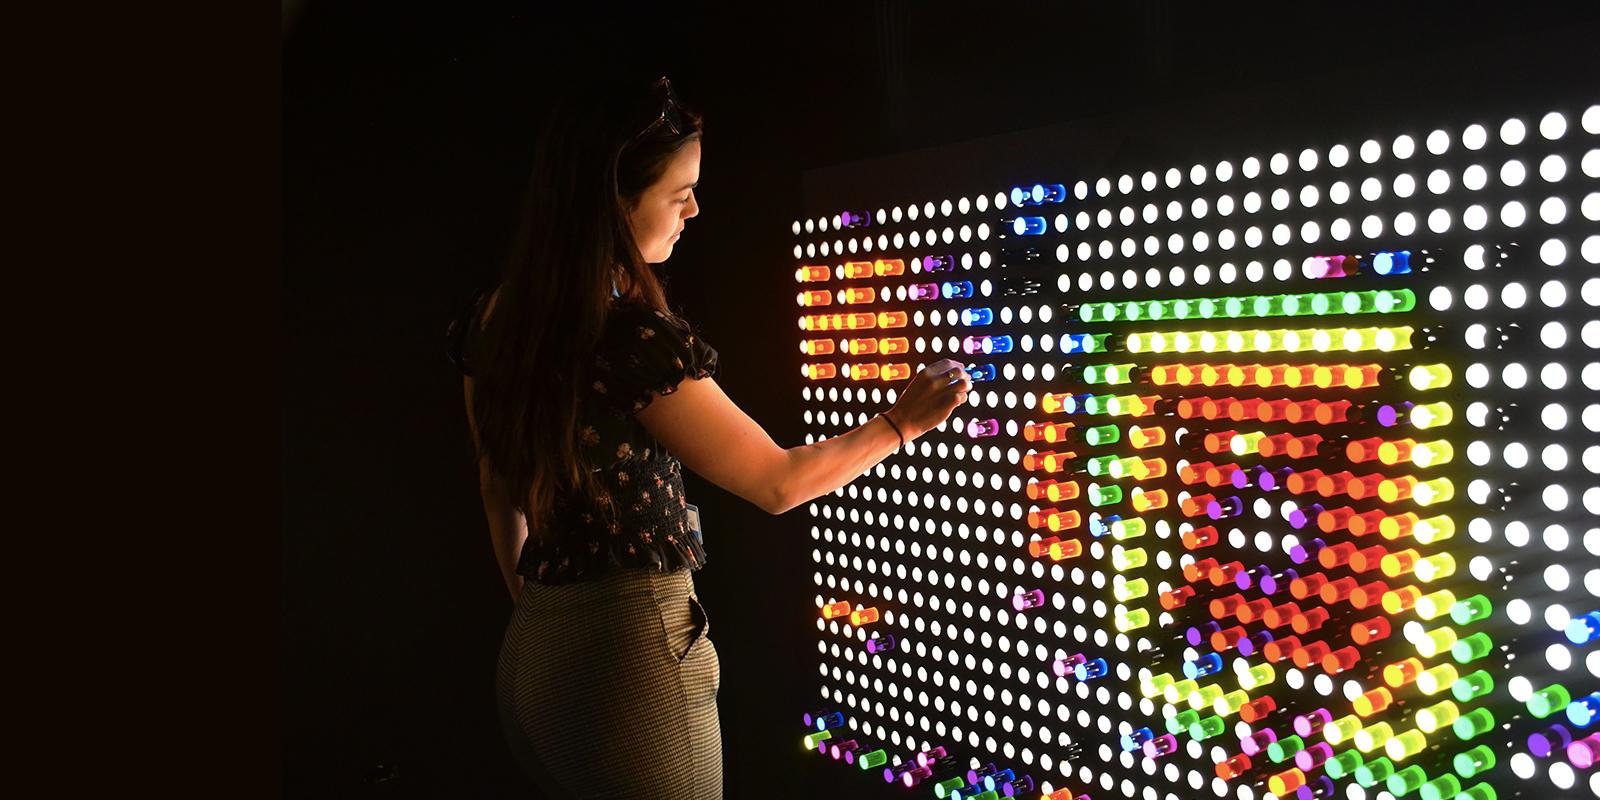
[446,74,971,799]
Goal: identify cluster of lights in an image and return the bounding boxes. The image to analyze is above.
[795,104,1600,800]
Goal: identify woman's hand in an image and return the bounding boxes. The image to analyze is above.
[885,358,971,441]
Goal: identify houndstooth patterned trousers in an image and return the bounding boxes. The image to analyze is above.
[496,567,722,798]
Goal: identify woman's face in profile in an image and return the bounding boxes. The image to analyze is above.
[629,139,701,264]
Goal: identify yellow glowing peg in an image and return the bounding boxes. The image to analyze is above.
[1384,729,1428,762]
[1239,663,1275,690]
[1255,330,1286,352]
[1411,440,1454,467]
[1411,401,1452,428]
[1324,714,1364,745]
[1414,515,1456,544]
[1112,546,1148,570]
[1231,431,1266,456]
[1413,477,1455,506]
[1115,608,1151,631]
[1415,553,1456,582]
[1378,325,1414,351]
[1146,672,1176,696]
[1416,626,1459,658]
[1126,333,1148,353]
[1189,684,1225,710]
[1353,721,1395,753]
[1343,327,1381,352]
[1165,679,1199,705]
[1415,700,1460,733]
[1415,663,1460,695]
[1415,589,1458,620]
[1225,330,1250,353]
[1215,690,1250,716]
[1174,331,1196,353]
[1113,577,1149,601]
[1408,363,1452,390]
[1282,329,1314,352]
[1199,331,1220,353]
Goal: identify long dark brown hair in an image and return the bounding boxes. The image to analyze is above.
[471,75,704,534]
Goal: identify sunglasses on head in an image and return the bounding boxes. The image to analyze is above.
[623,76,686,149]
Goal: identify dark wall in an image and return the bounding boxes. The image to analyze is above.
[282,3,1599,797]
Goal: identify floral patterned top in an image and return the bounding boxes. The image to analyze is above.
[445,286,719,585]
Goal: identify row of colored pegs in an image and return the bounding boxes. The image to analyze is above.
[820,600,880,627]
[1076,287,1416,323]
[801,336,911,356]
[1125,325,1416,355]
[802,362,911,380]
[1172,395,1447,431]
[1050,652,1110,681]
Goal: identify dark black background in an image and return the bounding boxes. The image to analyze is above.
[282,3,1599,797]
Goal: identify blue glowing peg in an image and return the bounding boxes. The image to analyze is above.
[981,335,1012,354]
[1074,657,1109,681]
[968,363,996,382]
[1009,186,1031,206]
[1033,183,1066,204]
[1089,513,1122,538]
[1183,653,1225,680]
[816,711,845,731]
[942,280,974,299]
[1121,727,1155,752]
[1372,249,1412,275]
[1566,611,1600,645]
[961,307,994,326]
[1568,692,1600,728]
[983,769,1015,791]
[1012,216,1047,235]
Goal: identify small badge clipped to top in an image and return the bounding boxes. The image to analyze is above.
[685,503,702,545]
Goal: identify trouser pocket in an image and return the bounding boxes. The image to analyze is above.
[677,594,708,664]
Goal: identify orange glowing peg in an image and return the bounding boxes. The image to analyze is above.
[850,363,881,380]
[1047,510,1082,532]
[1028,536,1060,557]
[1354,687,1394,717]
[1343,364,1381,388]
[1026,508,1059,529]
[882,363,911,381]
[795,265,830,282]
[1284,365,1318,387]
[1347,509,1389,537]
[1129,426,1166,448]
[1161,585,1196,609]
[1254,365,1290,387]
[1256,399,1291,422]
[878,336,910,355]
[1178,461,1212,485]
[1047,481,1081,502]
[872,258,905,277]
[1240,697,1277,723]
[842,286,876,304]
[803,338,835,355]
[1383,657,1424,688]
[876,310,907,328]
[1217,753,1252,781]
[1131,488,1168,512]
[848,607,879,626]
[843,261,873,279]
[822,601,852,619]
[847,338,878,355]
[1284,434,1324,459]
[799,289,832,306]
[1151,365,1178,385]
[843,312,877,330]
[1184,557,1221,583]
[1200,364,1225,386]
[1181,525,1220,550]
[806,363,838,380]
[1282,399,1321,424]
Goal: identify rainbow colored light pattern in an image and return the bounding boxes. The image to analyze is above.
[795,105,1600,799]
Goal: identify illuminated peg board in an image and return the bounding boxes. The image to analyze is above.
[790,103,1600,800]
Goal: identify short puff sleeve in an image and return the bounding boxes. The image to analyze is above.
[593,304,719,416]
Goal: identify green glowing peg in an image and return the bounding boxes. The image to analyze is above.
[1168,708,1201,736]
[1223,296,1250,318]
[1252,295,1280,317]
[803,729,833,749]
[1528,684,1572,718]
[1083,364,1108,384]
[1386,764,1427,796]
[1121,301,1143,321]
[1451,632,1494,664]
[1146,300,1169,320]
[1085,424,1120,446]
[1419,774,1462,800]
[1197,297,1219,318]
[1451,670,1493,703]
[1082,333,1112,353]
[1324,749,1365,779]
[933,777,966,798]
[1375,288,1417,313]
[1086,455,1117,476]
[1354,756,1396,787]
[1266,734,1305,763]
[1079,303,1098,322]
[1342,290,1380,314]
[1083,394,1109,415]
[1458,783,1496,800]
[1171,298,1194,319]
[1449,595,1492,625]
[1453,744,1495,779]
[1088,483,1124,507]
[1106,363,1139,384]
[1281,293,1310,315]
[1452,708,1494,741]
[972,792,1000,800]
[1100,303,1119,322]
[1189,714,1227,741]
[1311,292,1343,314]
[857,749,887,770]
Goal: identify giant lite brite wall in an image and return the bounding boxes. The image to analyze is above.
[789,100,1600,800]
